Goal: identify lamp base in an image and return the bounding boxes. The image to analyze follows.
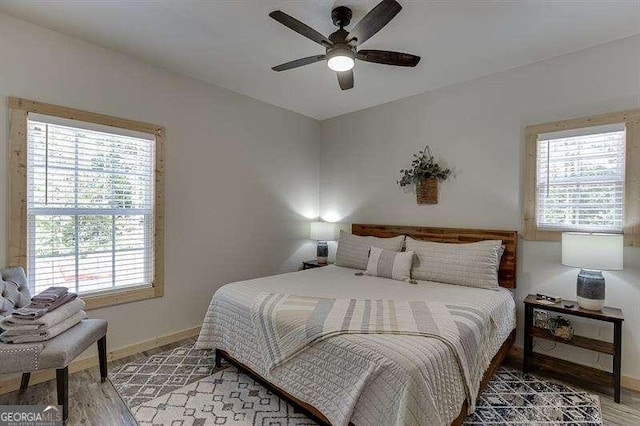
[317,241,328,265]
[576,269,605,311]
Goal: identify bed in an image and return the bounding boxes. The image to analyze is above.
[196,224,518,426]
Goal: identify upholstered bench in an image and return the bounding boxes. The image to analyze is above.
[0,267,108,421]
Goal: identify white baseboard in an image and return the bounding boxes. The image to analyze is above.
[621,375,640,392]
[508,345,640,392]
[0,325,201,395]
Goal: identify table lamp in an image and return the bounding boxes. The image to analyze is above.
[310,221,336,264]
[561,232,623,311]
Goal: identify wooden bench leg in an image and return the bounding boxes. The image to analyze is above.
[19,372,30,394]
[97,335,107,382]
[56,367,68,422]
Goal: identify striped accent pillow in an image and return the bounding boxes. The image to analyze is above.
[406,237,503,290]
[366,247,414,281]
[335,230,405,270]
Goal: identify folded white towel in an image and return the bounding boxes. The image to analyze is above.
[0,311,87,343]
[0,298,85,331]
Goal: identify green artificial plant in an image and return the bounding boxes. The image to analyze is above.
[397,145,451,188]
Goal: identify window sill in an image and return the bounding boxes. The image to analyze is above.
[82,284,163,310]
[523,228,635,247]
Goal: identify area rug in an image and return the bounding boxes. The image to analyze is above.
[130,366,315,425]
[466,368,602,425]
[110,343,222,407]
[111,344,602,425]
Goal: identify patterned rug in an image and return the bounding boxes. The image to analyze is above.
[110,344,313,425]
[110,344,221,407]
[466,369,602,425]
[111,344,602,425]
[131,367,315,425]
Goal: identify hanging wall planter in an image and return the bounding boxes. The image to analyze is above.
[398,145,451,205]
[416,176,439,204]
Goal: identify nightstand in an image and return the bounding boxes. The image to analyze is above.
[302,260,330,270]
[523,294,624,402]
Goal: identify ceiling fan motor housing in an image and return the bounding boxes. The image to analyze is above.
[331,6,352,28]
[328,28,356,54]
[326,28,355,72]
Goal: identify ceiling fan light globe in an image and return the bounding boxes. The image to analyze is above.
[327,55,355,72]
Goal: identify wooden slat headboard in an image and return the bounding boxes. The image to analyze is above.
[352,224,518,289]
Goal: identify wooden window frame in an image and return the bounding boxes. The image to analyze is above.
[524,108,640,246]
[8,97,165,310]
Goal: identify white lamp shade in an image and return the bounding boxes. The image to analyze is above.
[561,233,623,271]
[310,222,336,241]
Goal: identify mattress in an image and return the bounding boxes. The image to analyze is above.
[196,265,516,426]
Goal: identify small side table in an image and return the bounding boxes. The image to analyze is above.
[302,260,330,270]
[523,294,624,402]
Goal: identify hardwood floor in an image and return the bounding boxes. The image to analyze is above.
[0,361,136,426]
[0,337,638,425]
[0,338,195,426]
[600,388,640,425]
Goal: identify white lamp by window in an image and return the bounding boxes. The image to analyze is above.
[310,222,337,264]
[561,233,623,311]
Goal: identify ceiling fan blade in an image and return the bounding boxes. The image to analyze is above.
[272,55,326,71]
[347,0,402,45]
[337,70,354,90]
[269,10,333,47]
[357,50,420,67]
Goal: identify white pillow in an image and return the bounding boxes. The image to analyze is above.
[366,246,414,282]
[335,230,405,270]
[406,237,503,290]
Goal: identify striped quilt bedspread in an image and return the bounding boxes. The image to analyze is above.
[196,265,516,426]
[253,293,489,409]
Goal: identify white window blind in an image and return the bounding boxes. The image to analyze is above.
[536,123,625,232]
[27,114,155,295]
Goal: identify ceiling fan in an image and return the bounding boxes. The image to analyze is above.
[269,0,420,90]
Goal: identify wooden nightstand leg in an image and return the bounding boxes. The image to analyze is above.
[523,304,534,373]
[613,321,622,403]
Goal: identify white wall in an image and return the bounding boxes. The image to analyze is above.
[320,35,640,382]
[0,14,319,351]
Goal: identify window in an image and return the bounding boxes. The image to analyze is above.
[28,115,155,294]
[9,97,164,309]
[536,124,625,232]
[524,108,640,246]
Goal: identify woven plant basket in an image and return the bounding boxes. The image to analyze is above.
[416,177,438,204]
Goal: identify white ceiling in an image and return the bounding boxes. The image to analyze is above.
[2,0,639,120]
